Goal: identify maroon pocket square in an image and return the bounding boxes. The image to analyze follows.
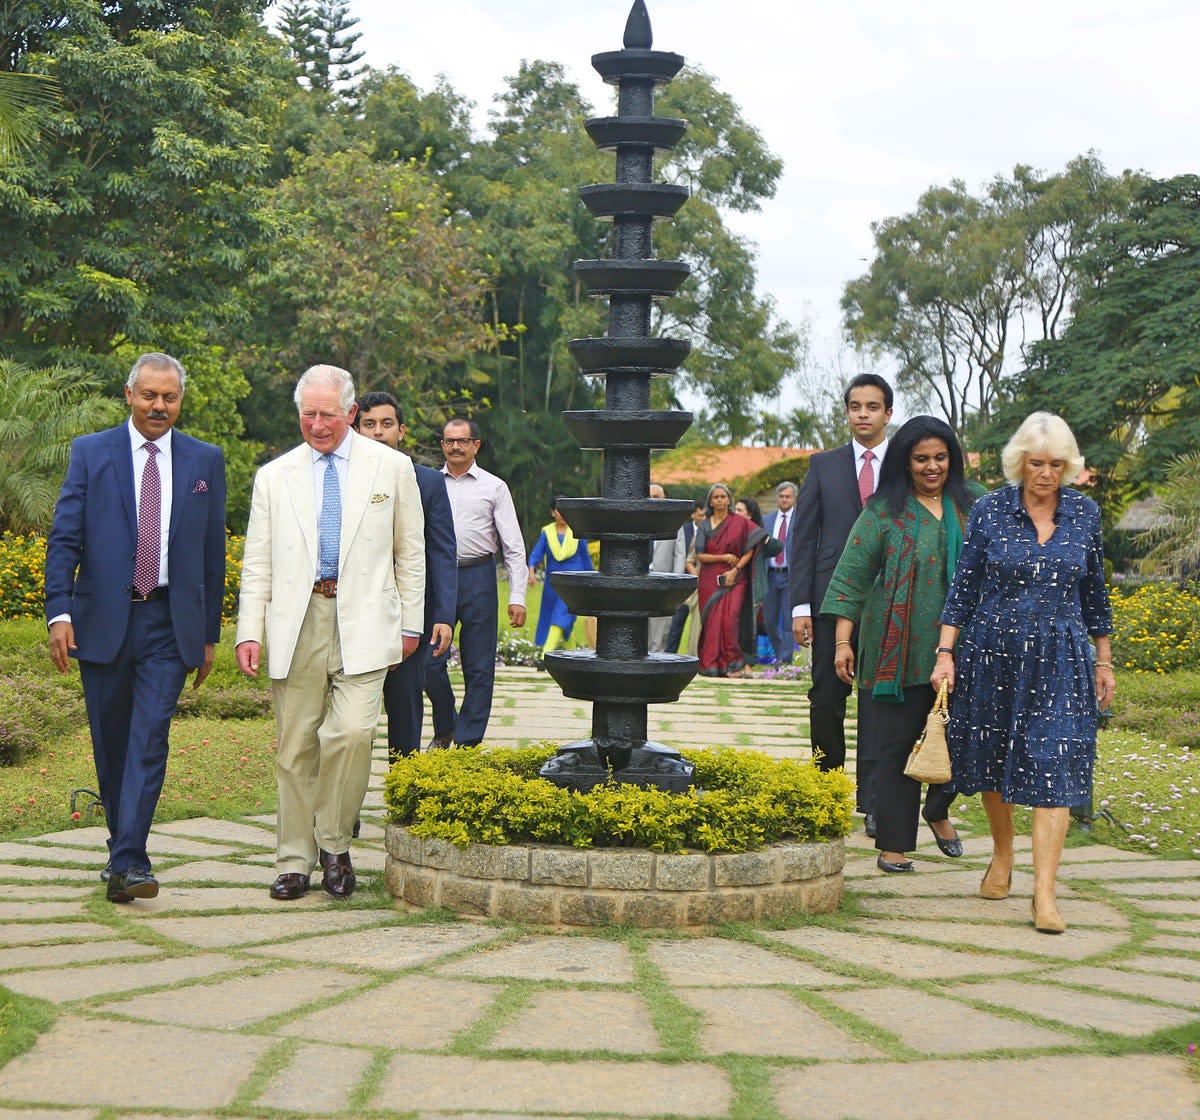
[191,480,209,494]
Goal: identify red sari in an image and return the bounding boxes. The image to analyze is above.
[696,512,762,674]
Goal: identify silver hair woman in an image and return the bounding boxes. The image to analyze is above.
[932,412,1115,934]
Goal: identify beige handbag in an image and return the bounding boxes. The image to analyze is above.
[903,680,952,785]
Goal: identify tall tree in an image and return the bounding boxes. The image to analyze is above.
[306,0,364,93]
[843,158,1139,434]
[1008,174,1200,515]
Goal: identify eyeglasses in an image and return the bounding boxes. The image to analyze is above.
[441,437,478,447]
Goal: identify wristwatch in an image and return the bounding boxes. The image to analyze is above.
[935,646,955,656]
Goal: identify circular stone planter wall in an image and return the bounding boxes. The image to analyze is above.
[384,824,844,928]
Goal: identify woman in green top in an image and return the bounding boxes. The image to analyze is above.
[822,416,985,873]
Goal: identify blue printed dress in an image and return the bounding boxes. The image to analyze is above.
[940,485,1112,806]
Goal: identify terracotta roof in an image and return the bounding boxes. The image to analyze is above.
[651,446,814,486]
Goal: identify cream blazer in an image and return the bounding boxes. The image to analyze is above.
[235,430,426,679]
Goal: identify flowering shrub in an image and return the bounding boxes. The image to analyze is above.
[385,744,854,852]
[1110,582,1200,673]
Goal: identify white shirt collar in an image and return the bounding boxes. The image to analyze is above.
[310,428,354,463]
[127,418,172,455]
[852,436,887,463]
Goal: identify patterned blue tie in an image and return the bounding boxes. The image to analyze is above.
[319,453,340,580]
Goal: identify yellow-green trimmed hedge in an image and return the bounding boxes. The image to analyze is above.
[384,744,854,854]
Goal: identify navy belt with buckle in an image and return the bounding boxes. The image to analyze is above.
[131,586,168,602]
[457,555,494,569]
[313,578,338,598]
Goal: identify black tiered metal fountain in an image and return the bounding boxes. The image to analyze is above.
[538,0,698,793]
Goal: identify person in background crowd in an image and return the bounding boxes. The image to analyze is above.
[734,496,783,673]
[45,352,226,903]
[762,481,798,664]
[790,374,892,826]
[425,417,527,748]
[528,497,593,656]
[824,416,983,873]
[648,483,687,653]
[665,501,705,655]
[933,412,1115,934]
[352,391,457,762]
[695,483,767,677]
[236,365,424,901]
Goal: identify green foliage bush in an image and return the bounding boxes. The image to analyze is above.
[0,533,46,621]
[0,621,86,765]
[385,744,854,853]
[1110,581,1200,673]
[740,455,811,498]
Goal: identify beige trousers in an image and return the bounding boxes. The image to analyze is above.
[273,594,385,874]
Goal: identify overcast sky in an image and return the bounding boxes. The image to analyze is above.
[332,0,1197,417]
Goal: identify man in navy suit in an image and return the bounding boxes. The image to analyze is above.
[761,481,799,665]
[353,392,457,760]
[789,374,891,812]
[45,353,226,902]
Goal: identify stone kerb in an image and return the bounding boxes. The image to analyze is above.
[384,824,844,928]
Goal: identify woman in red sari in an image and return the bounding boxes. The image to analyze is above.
[694,483,767,677]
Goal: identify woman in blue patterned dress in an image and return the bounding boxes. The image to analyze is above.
[932,413,1115,934]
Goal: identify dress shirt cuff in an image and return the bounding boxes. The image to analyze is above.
[791,604,812,619]
[402,630,420,638]
[48,613,71,627]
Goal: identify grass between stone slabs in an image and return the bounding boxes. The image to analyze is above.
[0,987,54,1068]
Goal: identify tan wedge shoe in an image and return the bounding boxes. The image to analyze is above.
[1031,900,1066,934]
[979,862,1011,900]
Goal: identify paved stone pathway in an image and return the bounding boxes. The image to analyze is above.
[1,668,1197,1119]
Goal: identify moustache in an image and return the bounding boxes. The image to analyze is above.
[148,411,169,420]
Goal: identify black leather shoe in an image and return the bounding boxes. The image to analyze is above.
[269,873,311,901]
[318,850,356,899]
[864,814,877,838]
[876,855,914,873]
[107,869,158,902]
[427,735,452,750]
[352,817,361,839]
[927,821,963,858]
[100,861,112,883]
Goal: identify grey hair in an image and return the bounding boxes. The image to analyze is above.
[126,352,186,395]
[294,364,356,413]
[1001,412,1086,485]
[775,481,798,498]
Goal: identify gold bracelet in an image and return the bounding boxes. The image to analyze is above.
[1094,661,1113,669]
[834,640,852,649]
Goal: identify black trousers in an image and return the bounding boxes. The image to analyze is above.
[808,614,852,771]
[860,685,955,854]
[381,637,430,761]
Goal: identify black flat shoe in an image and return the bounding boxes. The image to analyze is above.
[927,821,963,858]
[876,855,914,873]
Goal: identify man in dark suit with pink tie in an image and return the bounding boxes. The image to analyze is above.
[45,353,227,902]
[789,375,891,827]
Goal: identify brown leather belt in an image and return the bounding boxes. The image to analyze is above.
[457,555,494,569]
[131,586,168,602]
[312,578,338,598]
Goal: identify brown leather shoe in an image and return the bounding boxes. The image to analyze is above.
[318,849,356,898]
[269,872,310,901]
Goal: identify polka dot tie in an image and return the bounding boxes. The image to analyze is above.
[319,453,340,580]
[132,443,160,597]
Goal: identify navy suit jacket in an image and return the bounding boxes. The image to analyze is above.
[44,423,227,669]
[788,444,865,616]
[414,462,457,635]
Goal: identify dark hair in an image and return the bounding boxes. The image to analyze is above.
[736,495,763,526]
[874,415,975,518]
[693,500,705,512]
[443,416,480,440]
[354,391,403,427]
[843,373,893,411]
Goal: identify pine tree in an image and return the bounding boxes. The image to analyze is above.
[308,0,364,93]
[276,0,320,80]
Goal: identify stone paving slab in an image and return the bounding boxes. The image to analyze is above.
[1111,877,1200,897]
[375,1054,731,1116]
[250,922,503,969]
[766,926,1037,980]
[947,978,1199,1036]
[98,964,369,1029]
[0,1111,96,1120]
[1136,900,1200,916]
[155,859,278,885]
[0,883,91,900]
[152,818,275,846]
[681,987,878,1059]
[490,990,659,1053]
[855,894,1127,927]
[1052,964,1200,1007]
[0,900,86,920]
[143,908,392,949]
[1148,933,1200,953]
[24,827,110,848]
[124,885,325,914]
[0,940,161,971]
[437,936,636,984]
[255,1041,373,1114]
[825,986,1076,1054]
[0,953,249,1002]
[0,865,97,882]
[853,916,1128,960]
[1056,844,1159,863]
[773,1055,1200,1120]
[280,973,497,1048]
[646,937,859,988]
[0,919,119,947]
[1123,953,1200,975]
[0,1017,274,1110]
[0,842,109,866]
[1062,858,1200,880]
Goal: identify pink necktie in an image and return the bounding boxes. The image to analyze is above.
[774,512,787,566]
[857,449,875,507]
[133,443,161,597]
